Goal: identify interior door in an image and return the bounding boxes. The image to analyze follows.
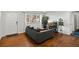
[74,14,77,30]
[5,12,18,35]
[73,14,79,30]
[76,15,79,29]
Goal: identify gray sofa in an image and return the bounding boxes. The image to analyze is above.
[25,26,53,43]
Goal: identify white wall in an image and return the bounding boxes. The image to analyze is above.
[0,12,1,39]
[46,11,72,35]
[0,11,25,38]
[25,11,72,35]
[18,12,25,33]
[1,12,6,37]
[0,11,73,38]
[25,13,43,29]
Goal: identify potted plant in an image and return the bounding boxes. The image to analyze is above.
[58,18,64,33]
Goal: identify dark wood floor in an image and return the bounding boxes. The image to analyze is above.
[0,33,79,47]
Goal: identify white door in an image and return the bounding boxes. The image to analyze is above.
[5,12,18,35]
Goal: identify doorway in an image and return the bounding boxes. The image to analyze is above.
[73,13,79,31]
[72,12,79,36]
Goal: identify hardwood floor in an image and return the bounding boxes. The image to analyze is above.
[0,33,79,47]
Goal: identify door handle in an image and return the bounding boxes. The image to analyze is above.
[16,21,18,25]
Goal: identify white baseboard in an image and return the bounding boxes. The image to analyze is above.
[18,32,25,34]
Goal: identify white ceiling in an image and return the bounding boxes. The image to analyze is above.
[24,11,71,14]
